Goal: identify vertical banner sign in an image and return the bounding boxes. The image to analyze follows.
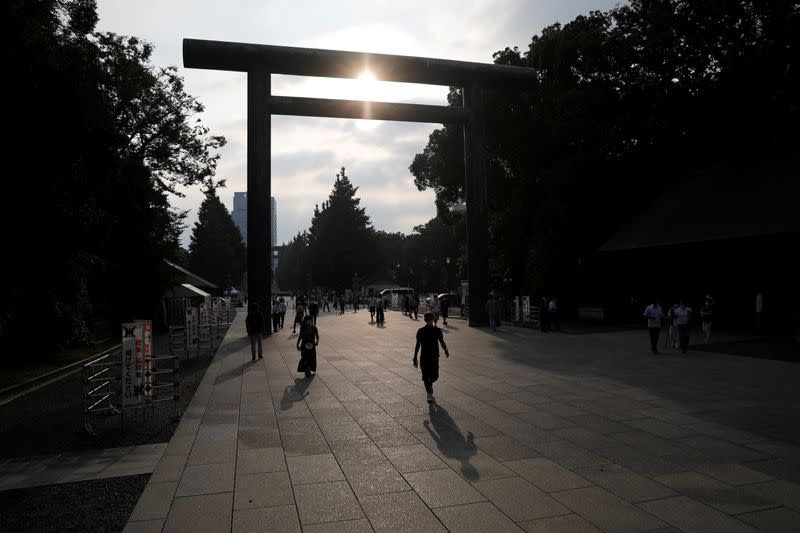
[212,298,220,324]
[224,297,231,321]
[136,320,153,400]
[199,302,209,325]
[122,323,140,406]
[185,308,199,352]
[514,297,520,322]
[522,296,531,322]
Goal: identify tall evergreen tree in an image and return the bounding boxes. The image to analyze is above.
[308,167,378,290]
[188,186,246,290]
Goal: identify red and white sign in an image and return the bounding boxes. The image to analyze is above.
[122,323,140,406]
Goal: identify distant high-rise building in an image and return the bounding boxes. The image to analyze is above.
[231,192,276,248]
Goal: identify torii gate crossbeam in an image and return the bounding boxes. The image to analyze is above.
[183,38,537,328]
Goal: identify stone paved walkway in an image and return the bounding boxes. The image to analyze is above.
[125,309,800,532]
[0,443,165,491]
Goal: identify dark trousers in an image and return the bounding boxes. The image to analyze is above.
[648,327,661,353]
[677,325,690,353]
[423,377,434,394]
[311,312,318,325]
[279,312,285,328]
[272,314,280,333]
[376,307,384,325]
[323,301,330,311]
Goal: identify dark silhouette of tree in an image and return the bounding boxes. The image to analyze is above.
[275,232,311,292]
[1,0,225,352]
[307,167,378,290]
[188,186,246,290]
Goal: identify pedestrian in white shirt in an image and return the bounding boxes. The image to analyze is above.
[643,301,664,354]
[672,300,692,353]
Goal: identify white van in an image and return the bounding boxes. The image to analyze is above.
[379,287,415,307]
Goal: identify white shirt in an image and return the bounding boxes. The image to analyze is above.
[673,306,691,325]
[643,304,663,328]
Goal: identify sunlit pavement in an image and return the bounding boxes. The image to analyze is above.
[125,308,800,532]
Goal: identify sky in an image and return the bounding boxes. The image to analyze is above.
[95,0,620,248]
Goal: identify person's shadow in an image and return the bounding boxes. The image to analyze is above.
[424,403,478,480]
[280,375,314,411]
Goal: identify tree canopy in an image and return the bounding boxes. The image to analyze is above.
[1,0,224,351]
[189,186,246,290]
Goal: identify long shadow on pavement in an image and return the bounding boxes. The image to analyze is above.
[280,375,314,411]
[424,402,478,480]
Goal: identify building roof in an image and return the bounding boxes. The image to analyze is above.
[600,159,800,252]
[164,283,212,299]
[164,259,218,289]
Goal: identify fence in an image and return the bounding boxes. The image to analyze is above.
[82,350,180,432]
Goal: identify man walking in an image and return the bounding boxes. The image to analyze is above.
[486,293,499,332]
[430,294,441,327]
[413,312,449,403]
[643,300,664,354]
[440,295,450,327]
[245,303,266,361]
[309,298,319,326]
[368,292,377,323]
[673,299,692,353]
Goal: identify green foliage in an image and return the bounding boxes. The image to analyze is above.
[306,167,379,290]
[409,0,800,296]
[0,0,224,351]
[188,186,246,290]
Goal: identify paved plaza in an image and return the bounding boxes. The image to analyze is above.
[123,309,800,532]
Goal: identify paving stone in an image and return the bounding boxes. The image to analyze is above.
[516,411,575,430]
[281,431,331,456]
[362,424,420,447]
[531,440,610,469]
[576,463,676,503]
[736,506,800,533]
[551,427,619,450]
[695,462,773,486]
[232,505,301,533]
[638,495,761,533]
[473,476,569,522]
[293,480,364,525]
[488,399,531,414]
[656,471,779,514]
[286,454,345,485]
[164,435,196,456]
[341,461,411,497]
[435,501,524,532]
[149,454,188,483]
[236,447,286,475]
[129,481,179,521]
[176,462,235,497]
[238,427,282,449]
[743,480,800,512]
[360,491,446,533]
[612,431,692,456]
[473,435,539,461]
[519,513,602,533]
[234,471,294,510]
[552,486,666,533]
[593,445,689,477]
[503,457,592,492]
[403,468,485,508]
[381,444,448,473]
[623,418,696,439]
[303,518,374,533]
[677,435,768,463]
[163,492,233,533]
[537,401,590,418]
[123,519,166,533]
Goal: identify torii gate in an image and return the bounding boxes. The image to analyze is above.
[183,38,536,329]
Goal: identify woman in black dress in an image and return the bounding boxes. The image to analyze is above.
[296,316,319,377]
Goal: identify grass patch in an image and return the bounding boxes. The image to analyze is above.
[0,338,119,391]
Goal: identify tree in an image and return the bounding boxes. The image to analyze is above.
[307,167,378,290]
[1,0,225,351]
[188,186,246,290]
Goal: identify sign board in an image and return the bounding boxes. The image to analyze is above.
[136,320,153,400]
[121,323,141,406]
[185,308,199,351]
[199,302,209,325]
[522,296,531,322]
[513,297,521,322]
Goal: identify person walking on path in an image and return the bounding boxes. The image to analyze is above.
[643,300,664,354]
[323,293,331,313]
[339,294,346,315]
[548,297,559,331]
[376,295,385,326]
[486,294,499,332]
[673,300,692,353]
[292,301,306,333]
[309,298,319,326]
[245,303,266,361]
[368,293,377,323]
[430,294,441,327]
[296,316,319,377]
[441,296,450,326]
[700,297,713,342]
[413,312,449,403]
[271,299,281,334]
[412,294,419,320]
[278,298,287,329]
